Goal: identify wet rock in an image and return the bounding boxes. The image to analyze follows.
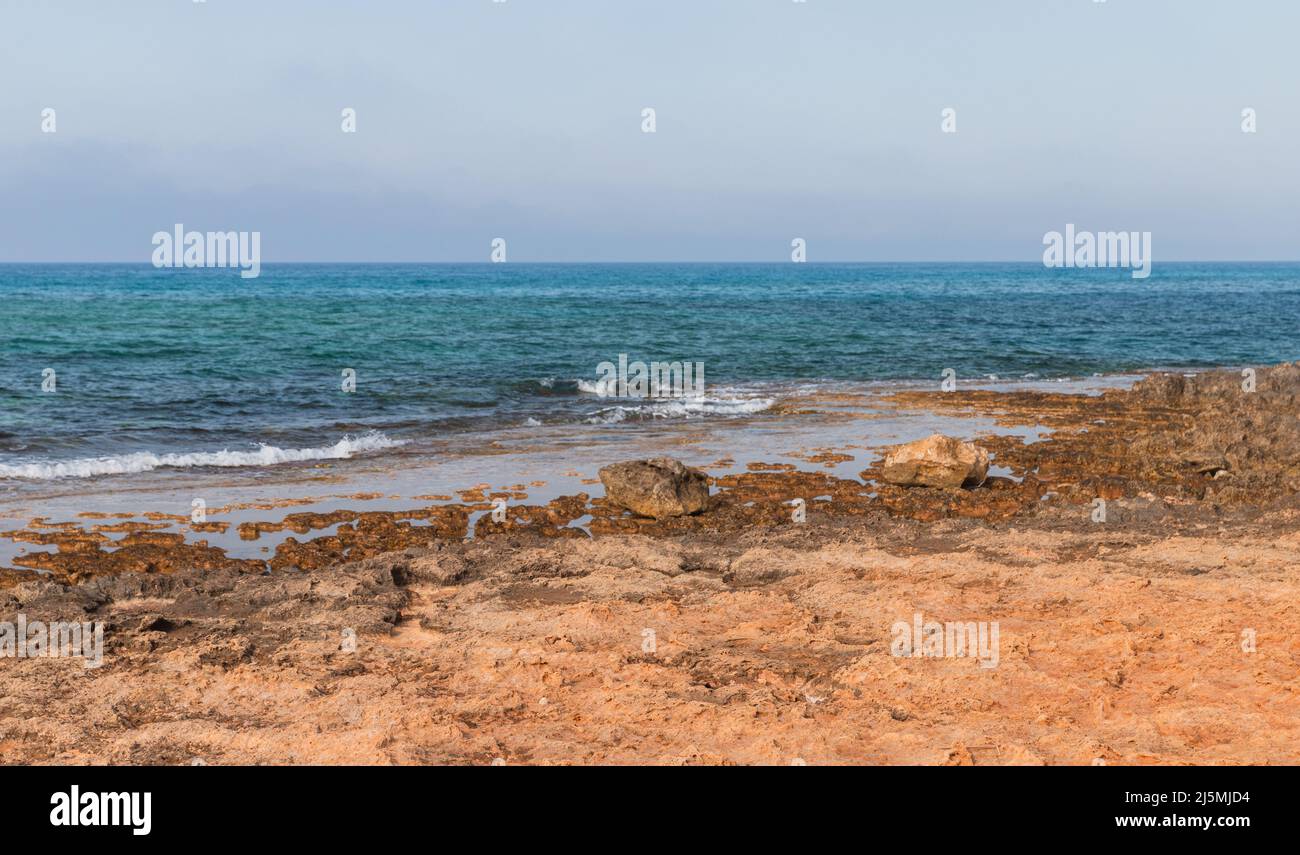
[1107,496,1171,524]
[1135,372,1187,403]
[1180,446,1228,475]
[598,457,710,518]
[881,434,989,489]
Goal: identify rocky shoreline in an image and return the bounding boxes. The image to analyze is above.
[2,364,1298,764]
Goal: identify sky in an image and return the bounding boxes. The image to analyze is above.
[1,0,1297,262]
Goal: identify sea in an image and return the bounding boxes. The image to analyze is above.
[2,261,1297,488]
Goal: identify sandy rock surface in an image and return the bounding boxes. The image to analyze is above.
[4,364,1300,765]
[2,509,1297,765]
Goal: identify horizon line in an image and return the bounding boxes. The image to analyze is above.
[3,259,1299,266]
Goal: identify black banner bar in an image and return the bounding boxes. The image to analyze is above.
[3,765,1281,842]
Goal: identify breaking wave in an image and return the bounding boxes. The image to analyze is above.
[0,432,405,481]
[586,395,775,424]
[575,377,618,396]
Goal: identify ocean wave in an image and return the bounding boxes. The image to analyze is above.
[0,432,405,481]
[541,376,771,402]
[514,377,581,396]
[586,395,775,424]
[575,377,617,396]
[518,376,615,396]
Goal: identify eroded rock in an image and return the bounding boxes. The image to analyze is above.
[598,457,710,518]
[881,434,989,489]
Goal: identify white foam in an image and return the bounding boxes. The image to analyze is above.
[586,395,775,424]
[575,377,618,396]
[0,432,405,481]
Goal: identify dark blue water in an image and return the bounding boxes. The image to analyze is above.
[1,262,1297,479]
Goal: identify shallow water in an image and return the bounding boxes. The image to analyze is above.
[0,375,1132,565]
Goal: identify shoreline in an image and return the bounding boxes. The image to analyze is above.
[2,363,1298,764]
[0,373,1139,570]
[1,371,1144,487]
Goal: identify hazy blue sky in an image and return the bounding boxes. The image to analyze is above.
[2,0,1296,261]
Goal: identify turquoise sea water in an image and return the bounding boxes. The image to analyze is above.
[1,262,1297,481]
